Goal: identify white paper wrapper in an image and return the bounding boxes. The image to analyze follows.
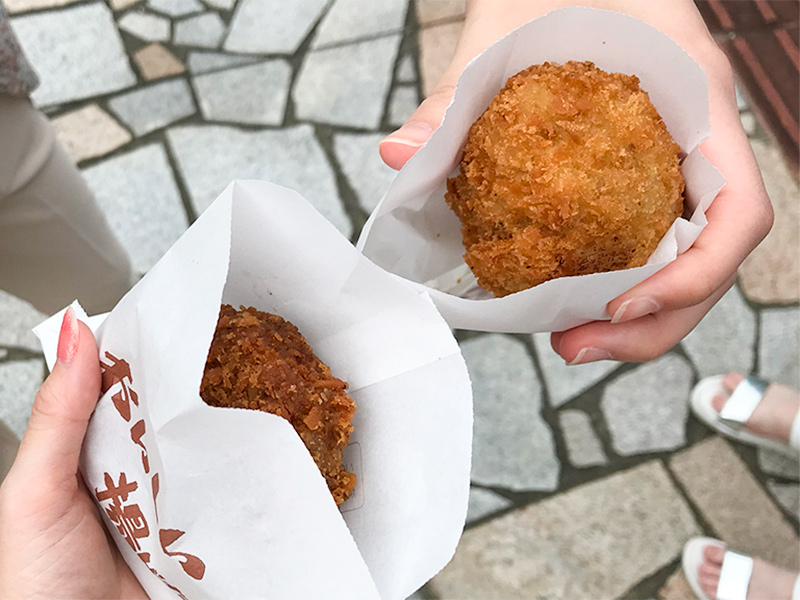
[34,181,473,600]
[357,7,726,333]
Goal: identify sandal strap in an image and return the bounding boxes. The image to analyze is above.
[717,550,753,600]
[791,411,800,453]
[719,376,769,426]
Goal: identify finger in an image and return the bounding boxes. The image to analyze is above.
[552,274,735,364]
[379,1,511,170]
[607,59,773,324]
[11,308,101,486]
[607,188,771,324]
[378,83,457,170]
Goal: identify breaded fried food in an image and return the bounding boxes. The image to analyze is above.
[445,61,684,297]
[200,304,356,505]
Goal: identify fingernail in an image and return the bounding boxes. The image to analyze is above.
[568,347,612,366]
[379,122,433,148]
[57,307,79,366]
[611,296,661,324]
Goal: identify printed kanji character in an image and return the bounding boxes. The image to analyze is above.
[160,529,206,580]
[130,419,149,473]
[100,352,138,421]
[95,473,149,552]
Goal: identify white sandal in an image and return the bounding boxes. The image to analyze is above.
[683,537,800,600]
[690,375,800,458]
[683,537,752,600]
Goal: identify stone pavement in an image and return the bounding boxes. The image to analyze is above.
[0,0,798,598]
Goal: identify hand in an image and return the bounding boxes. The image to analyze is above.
[380,0,773,363]
[0,308,146,599]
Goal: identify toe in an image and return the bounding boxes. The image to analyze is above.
[711,393,727,413]
[722,372,745,393]
[699,572,720,599]
[699,562,722,579]
[704,544,725,565]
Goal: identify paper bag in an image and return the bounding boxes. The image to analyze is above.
[35,180,473,600]
[357,7,726,333]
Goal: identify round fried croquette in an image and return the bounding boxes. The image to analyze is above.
[445,61,685,297]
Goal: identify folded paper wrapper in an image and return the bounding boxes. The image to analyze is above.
[358,7,726,333]
[34,181,473,600]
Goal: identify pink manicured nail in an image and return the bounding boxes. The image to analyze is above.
[56,307,79,366]
[611,296,661,324]
[379,122,433,148]
[568,347,612,366]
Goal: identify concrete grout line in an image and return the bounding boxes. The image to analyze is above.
[312,124,368,243]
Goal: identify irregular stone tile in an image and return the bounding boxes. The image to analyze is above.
[739,138,800,304]
[396,54,416,83]
[416,0,467,25]
[204,0,235,8]
[332,133,396,214]
[133,43,186,80]
[466,488,513,524]
[460,335,559,491]
[758,306,799,388]
[418,20,462,96]
[192,60,291,125]
[174,12,225,48]
[670,437,799,569]
[735,85,749,111]
[429,461,700,599]
[108,79,195,136]
[224,0,328,54]
[768,481,799,516]
[5,0,81,12]
[110,0,141,9]
[51,103,132,164]
[682,284,756,380]
[602,354,692,455]
[148,0,202,16]
[81,144,189,273]
[559,409,608,468]
[740,112,757,136]
[167,125,352,237]
[312,0,408,48]
[658,567,695,600]
[294,35,401,129]
[12,3,136,107]
[0,291,47,352]
[0,360,44,439]
[187,51,258,74]
[532,333,620,407]
[118,10,170,42]
[388,84,418,127]
[757,448,799,481]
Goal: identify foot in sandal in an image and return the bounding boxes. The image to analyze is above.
[690,374,800,456]
[712,373,800,445]
[684,537,800,600]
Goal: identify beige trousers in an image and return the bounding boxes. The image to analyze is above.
[0,94,135,482]
[0,94,134,315]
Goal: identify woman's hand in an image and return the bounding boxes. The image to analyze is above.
[0,307,146,599]
[380,0,773,363]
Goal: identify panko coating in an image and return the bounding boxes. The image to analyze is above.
[445,61,685,297]
[200,304,356,505]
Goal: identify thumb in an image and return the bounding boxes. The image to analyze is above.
[12,307,101,486]
[378,82,457,170]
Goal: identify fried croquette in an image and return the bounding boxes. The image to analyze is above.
[200,304,356,505]
[445,61,685,297]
